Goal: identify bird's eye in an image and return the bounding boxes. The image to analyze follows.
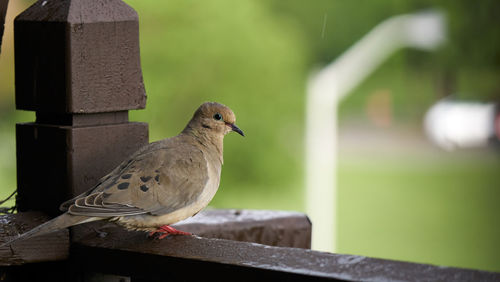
[213,113,222,121]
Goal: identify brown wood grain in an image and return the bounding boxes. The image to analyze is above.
[0,209,311,266]
[73,209,312,249]
[1,211,498,281]
[14,0,146,113]
[0,212,69,266]
[16,122,148,215]
[72,224,500,282]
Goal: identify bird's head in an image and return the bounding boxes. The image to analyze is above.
[187,102,244,137]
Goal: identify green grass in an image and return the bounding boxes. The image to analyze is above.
[337,151,500,272]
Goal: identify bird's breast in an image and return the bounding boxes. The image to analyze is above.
[115,154,222,231]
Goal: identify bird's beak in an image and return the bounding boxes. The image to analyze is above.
[228,123,244,136]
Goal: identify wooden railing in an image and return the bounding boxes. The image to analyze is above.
[1,210,499,281]
[0,0,499,281]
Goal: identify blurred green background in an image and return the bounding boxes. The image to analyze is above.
[1,0,499,272]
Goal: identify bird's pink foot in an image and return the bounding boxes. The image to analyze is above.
[149,225,191,239]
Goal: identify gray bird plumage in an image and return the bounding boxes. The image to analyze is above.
[1,102,243,247]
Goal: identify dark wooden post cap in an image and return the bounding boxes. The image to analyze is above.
[14,0,146,113]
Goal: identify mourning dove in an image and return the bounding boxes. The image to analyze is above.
[1,102,244,246]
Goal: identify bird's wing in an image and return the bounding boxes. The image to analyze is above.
[59,140,169,210]
[62,140,210,217]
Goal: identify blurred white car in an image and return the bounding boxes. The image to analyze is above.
[424,98,499,150]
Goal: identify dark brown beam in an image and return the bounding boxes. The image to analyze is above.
[72,229,500,282]
[171,209,311,249]
[0,209,311,266]
[0,262,73,282]
[73,209,312,250]
[0,212,68,266]
[1,212,498,281]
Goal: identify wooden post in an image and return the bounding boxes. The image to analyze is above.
[14,0,148,215]
[0,0,8,54]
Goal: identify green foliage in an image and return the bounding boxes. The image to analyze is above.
[126,0,308,203]
[438,0,500,68]
[267,0,414,64]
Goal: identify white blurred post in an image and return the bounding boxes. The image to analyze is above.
[305,11,446,252]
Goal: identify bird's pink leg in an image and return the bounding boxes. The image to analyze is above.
[149,225,191,239]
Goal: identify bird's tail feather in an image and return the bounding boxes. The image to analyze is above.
[1,213,100,247]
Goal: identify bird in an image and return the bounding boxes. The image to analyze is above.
[1,102,244,247]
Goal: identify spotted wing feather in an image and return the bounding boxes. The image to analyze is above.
[60,138,209,218]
